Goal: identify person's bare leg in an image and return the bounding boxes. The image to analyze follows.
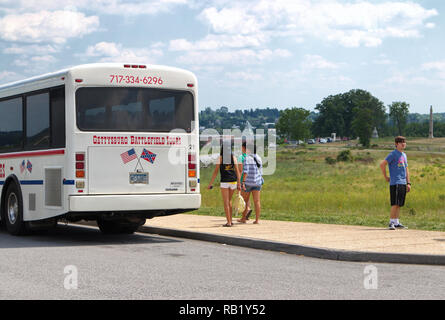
[252,190,261,224]
[221,188,232,225]
[390,205,400,219]
[228,188,236,223]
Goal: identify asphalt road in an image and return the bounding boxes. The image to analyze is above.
[1,224,445,300]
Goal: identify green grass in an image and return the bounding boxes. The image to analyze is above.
[191,137,445,232]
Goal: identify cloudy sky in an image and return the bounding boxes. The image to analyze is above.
[0,0,443,113]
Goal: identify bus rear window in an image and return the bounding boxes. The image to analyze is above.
[76,87,194,132]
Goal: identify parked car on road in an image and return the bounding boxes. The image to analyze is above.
[307,139,315,144]
[319,138,327,144]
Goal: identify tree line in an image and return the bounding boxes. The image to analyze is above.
[276,89,443,147]
[200,89,443,147]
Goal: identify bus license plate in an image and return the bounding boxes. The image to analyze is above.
[129,172,149,184]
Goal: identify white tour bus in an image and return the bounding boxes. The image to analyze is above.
[0,63,200,235]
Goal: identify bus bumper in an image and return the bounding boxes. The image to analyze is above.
[69,194,201,212]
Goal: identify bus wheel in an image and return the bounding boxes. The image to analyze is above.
[97,218,142,235]
[4,183,27,236]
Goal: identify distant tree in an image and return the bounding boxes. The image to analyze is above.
[312,93,349,137]
[312,89,386,143]
[352,106,373,147]
[389,101,410,136]
[276,107,312,141]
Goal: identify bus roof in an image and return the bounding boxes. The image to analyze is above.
[0,63,195,94]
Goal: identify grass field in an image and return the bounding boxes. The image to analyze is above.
[192,137,445,231]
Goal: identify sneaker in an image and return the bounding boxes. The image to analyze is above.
[388,223,396,230]
[394,223,408,229]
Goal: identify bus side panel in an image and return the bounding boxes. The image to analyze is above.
[18,154,67,222]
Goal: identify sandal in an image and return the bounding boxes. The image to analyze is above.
[223,223,233,227]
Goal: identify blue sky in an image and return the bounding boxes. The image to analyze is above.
[0,0,443,114]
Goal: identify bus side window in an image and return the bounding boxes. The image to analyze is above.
[0,97,23,152]
[51,87,66,148]
[26,93,50,149]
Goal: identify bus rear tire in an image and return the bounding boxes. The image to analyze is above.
[3,183,27,236]
[97,218,143,235]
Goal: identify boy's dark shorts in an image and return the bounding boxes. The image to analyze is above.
[390,184,407,207]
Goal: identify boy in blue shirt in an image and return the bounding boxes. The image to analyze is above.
[380,136,411,230]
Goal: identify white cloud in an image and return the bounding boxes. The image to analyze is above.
[0,70,19,81]
[422,61,445,79]
[199,0,438,48]
[13,55,57,68]
[176,48,291,65]
[199,6,262,35]
[83,41,163,63]
[302,55,340,70]
[3,44,60,55]
[225,71,263,81]
[0,10,99,44]
[383,64,445,88]
[373,55,394,66]
[169,34,267,51]
[0,0,189,16]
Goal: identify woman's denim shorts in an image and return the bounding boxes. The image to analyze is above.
[245,185,262,192]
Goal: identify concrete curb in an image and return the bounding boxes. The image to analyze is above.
[139,225,445,266]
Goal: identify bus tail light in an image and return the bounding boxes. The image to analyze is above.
[189,180,197,188]
[76,181,85,189]
[76,171,85,178]
[75,152,86,186]
[188,170,196,178]
[188,153,197,188]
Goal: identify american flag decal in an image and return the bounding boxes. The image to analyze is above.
[121,148,137,164]
[141,148,156,164]
[20,160,25,173]
[26,160,32,173]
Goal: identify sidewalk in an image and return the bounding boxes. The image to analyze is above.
[140,214,445,265]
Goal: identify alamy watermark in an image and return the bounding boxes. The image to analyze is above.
[64,265,78,290]
[197,128,277,175]
[363,265,378,290]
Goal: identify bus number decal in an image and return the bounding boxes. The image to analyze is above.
[109,75,163,85]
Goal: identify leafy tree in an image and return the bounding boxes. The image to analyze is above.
[276,107,312,140]
[312,93,350,137]
[352,106,374,147]
[389,101,410,136]
[312,89,386,144]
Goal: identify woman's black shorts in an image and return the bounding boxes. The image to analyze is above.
[390,184,407,207]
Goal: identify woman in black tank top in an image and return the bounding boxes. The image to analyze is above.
[208,143,241,226]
